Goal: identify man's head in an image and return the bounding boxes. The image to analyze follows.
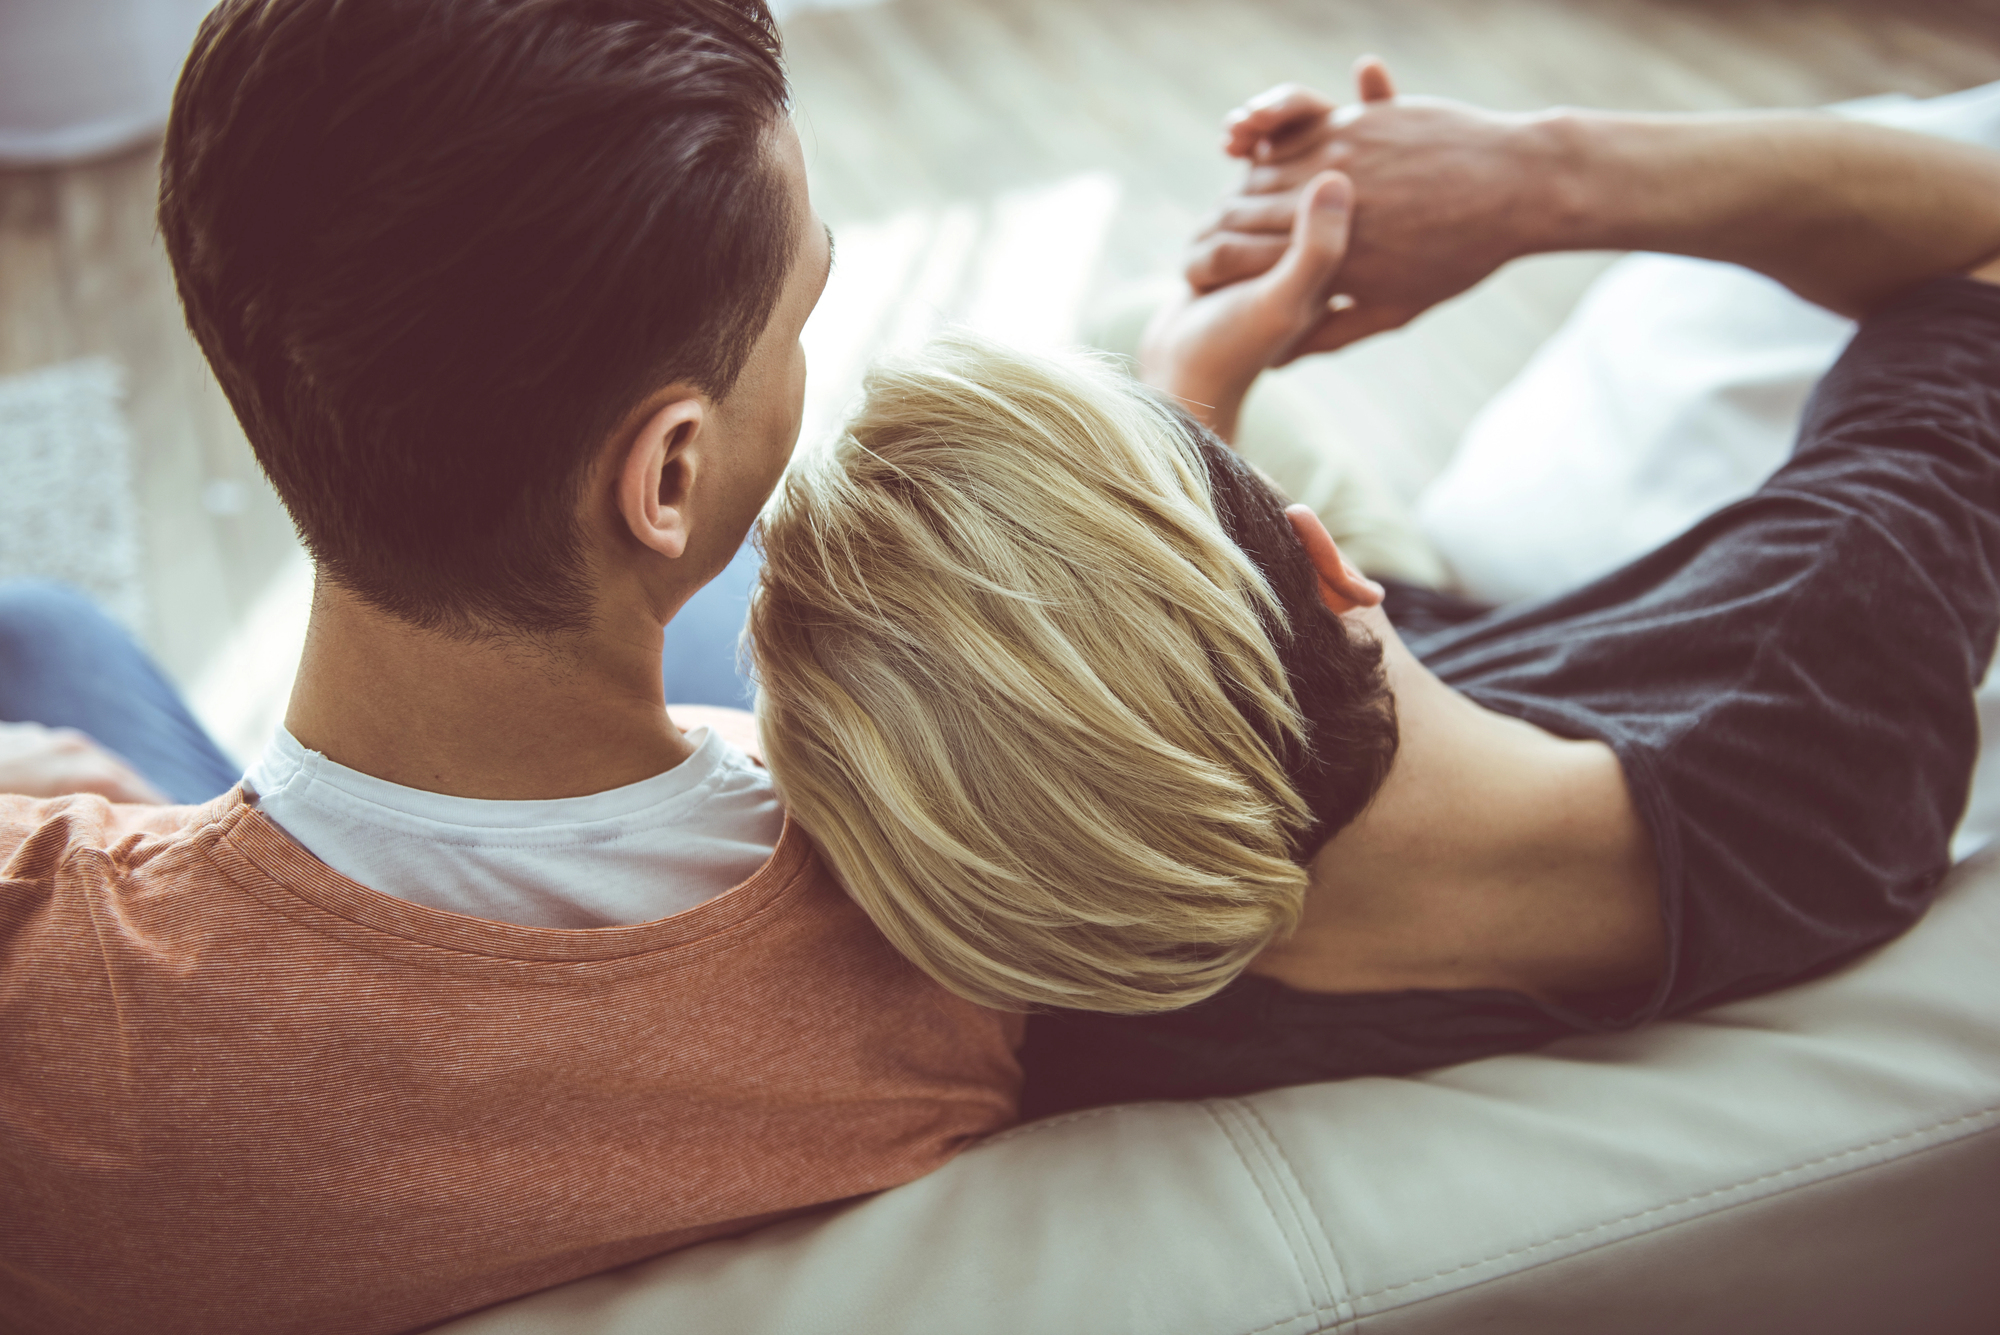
[161,0,822,639]
[752,333,1397,1015]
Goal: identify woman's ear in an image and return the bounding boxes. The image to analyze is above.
[1284,504,1385,613]
[617,398,705,560]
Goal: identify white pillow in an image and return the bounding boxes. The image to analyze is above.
[1415,81,2000,856]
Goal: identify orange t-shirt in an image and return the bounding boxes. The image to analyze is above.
[0,791,1022,1334]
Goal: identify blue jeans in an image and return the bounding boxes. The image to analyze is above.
[662,538,761,709]
[0,551,761,805]
[0,581,241,804]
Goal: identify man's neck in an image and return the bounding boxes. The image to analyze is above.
[1252,608,1665,1002]
[282,581,695,800]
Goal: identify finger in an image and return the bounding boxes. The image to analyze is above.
[90,757,169,803]
[109,770,171,804]
[1354,54,1396,103]
[1224,84,1332,143]
[76,770,169,804]
[1202,193,1298,239]
[1266,171,1354,310]
[1223,83,1336,158]
[1243,146,1350,196]
[1277,300,1415,361]
[1185,231,1289,292]
[1252,114,1340,167]
[34,754,158,803]
[75,736,172,803]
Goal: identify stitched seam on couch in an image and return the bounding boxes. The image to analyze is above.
[1234,1309,1329,1335]
[1349,1104,2000,1303]
[1205,1104,1321,1309]
[981,1103,1344,1335]
[1241,1101,1353,1322]
[1207,1101,1338,1314]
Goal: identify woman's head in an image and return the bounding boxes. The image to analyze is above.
[752,332,1396,1014]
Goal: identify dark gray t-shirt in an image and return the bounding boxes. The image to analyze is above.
[1022,276,2000,1118]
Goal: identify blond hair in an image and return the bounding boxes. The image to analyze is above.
[752,332,1314,1014]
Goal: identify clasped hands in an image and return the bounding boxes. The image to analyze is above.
[1140,58,1559,440]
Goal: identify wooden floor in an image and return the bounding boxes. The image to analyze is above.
[2,0,1997,739]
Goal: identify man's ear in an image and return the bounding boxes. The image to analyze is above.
[1283,504,1385,613]
[617,398,705,560]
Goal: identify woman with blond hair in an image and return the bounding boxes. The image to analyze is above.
[754,78,2000,1117]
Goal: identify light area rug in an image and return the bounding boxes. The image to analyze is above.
[0,356,148,635]
[0,354,308,769]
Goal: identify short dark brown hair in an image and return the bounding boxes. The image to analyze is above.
[160,0,794,635]
[1183,411,1398,860]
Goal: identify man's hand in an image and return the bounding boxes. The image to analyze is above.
[1139,171,1357,441]
[0,721,167,803]
[1196,61,2000,330]
[1219,58,1394,163]
[1190,62,1560,357]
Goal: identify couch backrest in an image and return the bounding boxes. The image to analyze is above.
[441,854,2000,1335]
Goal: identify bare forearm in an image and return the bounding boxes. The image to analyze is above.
[1534,111,2000,317]
[1193,82,2000,355]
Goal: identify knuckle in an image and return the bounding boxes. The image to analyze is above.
[1249,160,1304,190]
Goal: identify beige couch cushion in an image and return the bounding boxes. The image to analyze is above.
[442,851,2000,1334]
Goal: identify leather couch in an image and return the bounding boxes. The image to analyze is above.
[440,81,2000,1335]
[441,850,2000,1333]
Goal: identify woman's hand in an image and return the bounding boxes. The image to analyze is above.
[1138,170,1356,441]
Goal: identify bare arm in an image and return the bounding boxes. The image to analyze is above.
[1195,75,2000,356]
[1542,110,2000,315]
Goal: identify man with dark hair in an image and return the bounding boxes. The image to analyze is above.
[160,0,799,642]
[1,4,1019,1333]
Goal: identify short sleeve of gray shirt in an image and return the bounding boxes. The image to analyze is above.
[1021,277,2000,1118]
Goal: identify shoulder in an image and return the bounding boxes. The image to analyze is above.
[1804,277,2000,452]
[741,824,1027,1053]
[1,790,243,883]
